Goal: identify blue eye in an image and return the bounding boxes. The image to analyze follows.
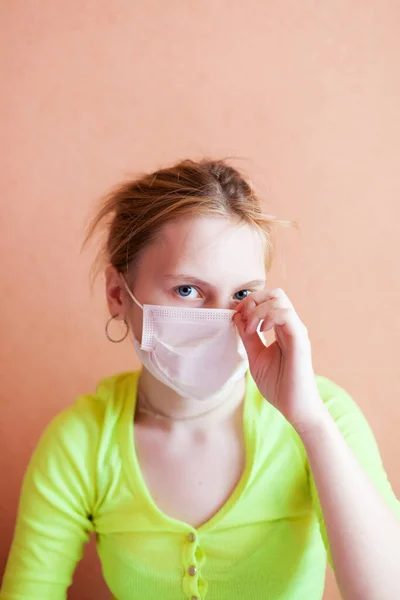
[234,290,250,301]
[176,285,199,298]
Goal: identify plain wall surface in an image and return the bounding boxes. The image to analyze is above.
[1,2,400,598]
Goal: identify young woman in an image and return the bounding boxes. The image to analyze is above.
[1,159,399,600]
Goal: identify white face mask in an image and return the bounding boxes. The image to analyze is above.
[121,276,249,400]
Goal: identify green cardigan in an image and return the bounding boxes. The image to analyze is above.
[1,370,399,599]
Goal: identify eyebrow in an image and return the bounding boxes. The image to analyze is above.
[163,274,266,289]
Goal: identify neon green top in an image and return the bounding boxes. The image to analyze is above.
[1,371,399,600]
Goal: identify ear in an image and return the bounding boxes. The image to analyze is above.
[105,265,125,320]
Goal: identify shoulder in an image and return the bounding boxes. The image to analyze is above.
[280,374,377,473]
[32,371,139,465]
[52,370,136,424]
[314,375,372,440]
[246,372,361,425]
[316,375,361,416]
[314,375,400,518]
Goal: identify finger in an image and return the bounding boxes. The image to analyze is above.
[246,306,297,335]
[235,302,245,313]
[241,288,292,319]
[245,298,286,333]
[233,311,265,362]
[239,295,257,320]
[246,287,289,307]
[259,316,275,332]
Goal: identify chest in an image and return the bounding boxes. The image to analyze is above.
[133,421,246,528]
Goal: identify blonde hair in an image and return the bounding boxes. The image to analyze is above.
[84,158,293,281]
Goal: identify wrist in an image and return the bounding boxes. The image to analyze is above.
[289,403,332,438]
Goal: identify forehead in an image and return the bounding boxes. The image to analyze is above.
[140,216,266,283]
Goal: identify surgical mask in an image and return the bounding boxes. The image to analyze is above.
[121,276,248,400]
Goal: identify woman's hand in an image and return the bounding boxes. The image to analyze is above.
[234,288,326,430]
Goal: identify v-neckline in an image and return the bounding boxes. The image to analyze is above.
[119,370,257,534]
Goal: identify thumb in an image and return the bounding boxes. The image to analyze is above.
[233,312,265,363]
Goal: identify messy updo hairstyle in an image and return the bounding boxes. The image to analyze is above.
[84,158,293,281]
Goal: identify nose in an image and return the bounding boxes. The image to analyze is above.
[203,297,236,311]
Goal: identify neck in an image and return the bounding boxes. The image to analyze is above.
[136,367,247,426]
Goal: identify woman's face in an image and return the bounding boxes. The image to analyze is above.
[107,215,267,342]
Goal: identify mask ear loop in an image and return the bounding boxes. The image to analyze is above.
[120,273,155,351]
[120,273,144,310]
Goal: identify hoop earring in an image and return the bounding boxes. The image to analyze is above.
[105,315,129,343]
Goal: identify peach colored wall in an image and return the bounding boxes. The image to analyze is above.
[1,2,399,598]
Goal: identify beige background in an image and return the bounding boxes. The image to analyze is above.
[1,2,400,599]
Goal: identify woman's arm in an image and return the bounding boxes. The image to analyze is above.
[0,399,98,600]
[296,389,400,600]
[236,288,400,600]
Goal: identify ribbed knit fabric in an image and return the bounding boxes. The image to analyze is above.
[1,370,399,600]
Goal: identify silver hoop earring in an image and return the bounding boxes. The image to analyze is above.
[105,315,129,343]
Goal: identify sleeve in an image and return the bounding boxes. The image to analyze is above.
[0,397,100,600]
[308,376,400,569]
